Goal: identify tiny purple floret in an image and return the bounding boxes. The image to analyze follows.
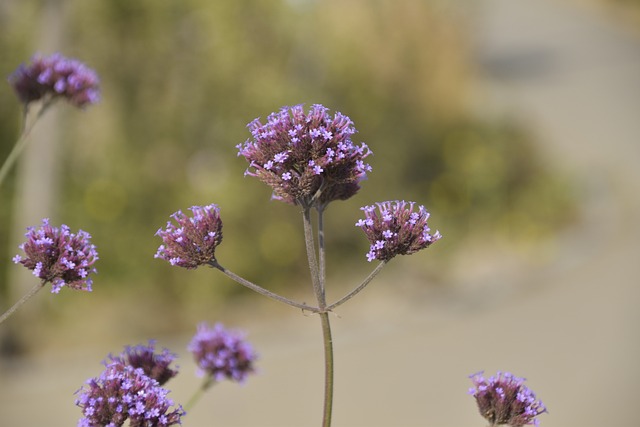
[188,322,258,384]
[8,53,100,108]
[13,218,98,293]
[355,200,441,262]
[468,371,547,427]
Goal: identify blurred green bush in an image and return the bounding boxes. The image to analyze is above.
[0,0,575,333]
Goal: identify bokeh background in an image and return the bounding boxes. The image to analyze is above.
[0,0,638,426]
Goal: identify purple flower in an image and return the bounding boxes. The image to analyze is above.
[356,201,441,262]
[112,341,178,386]
[8,53,100,108]
[188,322,257,384]
[237,104,372,208]
[75,358,185,427]
[13,218,98,293]
[155,204,223,269]
[468,371,547,427]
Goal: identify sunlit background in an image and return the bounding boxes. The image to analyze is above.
[0,0,638,426]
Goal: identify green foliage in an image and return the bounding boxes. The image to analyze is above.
[1,0,575,328]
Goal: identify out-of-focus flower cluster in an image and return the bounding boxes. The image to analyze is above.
[188,322,257,384]
[155,204,223,269]
[12,218,98,293]
[468,371,547,427]
[237,104,372,208]
[356,200,441,262]
[75,343,184,427]
[8,53,100,108]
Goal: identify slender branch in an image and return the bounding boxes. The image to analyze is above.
[0,282,45,325]
[302,207,323,305]
[209,260,321,313]
[326,261,387,311]
[0,100,54,188]
[184,375,214,412]
[317,206,327,305]
[319,311,334,427]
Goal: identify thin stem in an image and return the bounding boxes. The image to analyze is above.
[317,206,326,303]
[209,260,321,313]
[326,261,387,312]
[302,208,323,305]
[0,282,45,325]
[0,100,53,188]
[319,311,334,427]
[184,376,214,412]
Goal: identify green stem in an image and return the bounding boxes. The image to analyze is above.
[326,261,387,311]
[0,100,53,189]
[209,261,321,313]
[0,282,45,326]
[319,311,334,427]
[184,376,214,412]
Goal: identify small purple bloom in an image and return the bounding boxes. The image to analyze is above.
[112,340,179,386]
[13,219,98,293]
[75,358,185,427]
[356,201,441,262]
[468,371,547,427]
[188,322,257,384]
[8,53,100,108]
[237,104,372,208]
[155,204,223,269]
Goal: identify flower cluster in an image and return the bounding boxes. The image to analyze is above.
[188,323,257,384]
[75,358,185,427]
[8,52,100,108]
[468,371,547,427]
[155,204,223,269]
[112,341,179,386]
[12,218,98,293]
[237,104,372,208]
[356,200,441,262]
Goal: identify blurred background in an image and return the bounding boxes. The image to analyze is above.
[0,0,638,426]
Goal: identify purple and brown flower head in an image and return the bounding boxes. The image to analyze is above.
[356,200,442,262]
[188,322,257,384]
[12,218,98,293]
[468,371,547,427]
[75,357,185,427]
[155,204,223,269]
[111,340,178,386]
[8,52,100,108]
[237,104,372,208]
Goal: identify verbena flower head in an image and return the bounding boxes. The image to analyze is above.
[356,200,442,262]
[188,322,257,384]
[111,341,178,386]
[75,358,185,427]
[12,218,98,293]
[155,204,223,269]
[237,104,372,208]
[8,52,100,108]
[468,371,547,427]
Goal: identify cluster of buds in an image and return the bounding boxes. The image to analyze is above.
[13,218,98,293]
[468,371,547,427]
[356,200,442,262]
[8,53,100,108]
[237,104,372,208]
[112,341,179,386]
[75,343,184,427]
[188,322,258,384]
[154,204,223,269]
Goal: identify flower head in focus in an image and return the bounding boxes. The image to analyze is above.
[155,204,223,269]
[237,104,372,208]
[8,53,100,108]
[468,371,547,427]
[356,200,441,262]
[12,218,98,293]
[112,340,178,386]
[75,358,185,427]
[188,322,257,384]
